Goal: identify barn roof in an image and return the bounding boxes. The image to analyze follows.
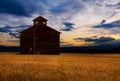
[32,16,48,21]
[20,16,61,34]
[20,26,60,34]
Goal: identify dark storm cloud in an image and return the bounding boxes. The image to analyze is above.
[0,25,20,38]
[9,32,19,38]
[74,36,115,44]
[0,25,30,38]
[0,0,56,17]
[93,20,120,28]
[0,0,90,18]
[61,22,75,31]
[0,0,32,17]
[0,25,12,32]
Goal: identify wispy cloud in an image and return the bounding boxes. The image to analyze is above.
[93,19,120,28]
[60,22,75,31]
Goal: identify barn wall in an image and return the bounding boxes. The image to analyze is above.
[20,31,60,54]
[34,33,60,54]
[20,33,34,54]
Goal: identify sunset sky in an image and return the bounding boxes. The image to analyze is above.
[1,0,120,48]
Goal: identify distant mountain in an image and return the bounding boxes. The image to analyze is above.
[60,45,120,53]
[0,44,120,53]
[0,46,20,52]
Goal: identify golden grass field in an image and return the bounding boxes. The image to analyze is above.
[0,52,120,81]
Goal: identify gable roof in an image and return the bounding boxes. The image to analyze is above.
[20,26,60,34]
[20,16,60,34]
[32,16,48,21]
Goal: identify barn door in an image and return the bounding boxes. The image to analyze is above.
[29,48,33,54]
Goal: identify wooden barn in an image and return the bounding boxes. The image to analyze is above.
[20,16,60,54]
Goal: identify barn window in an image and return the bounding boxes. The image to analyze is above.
[43,22,46,24]
[29,48,32,51]
[35,21,39,25]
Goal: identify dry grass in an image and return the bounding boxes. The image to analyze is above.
[0,53,120,81]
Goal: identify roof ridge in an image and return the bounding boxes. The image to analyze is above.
[32,16,48,21]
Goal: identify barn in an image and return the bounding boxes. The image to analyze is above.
[20,16,60,54]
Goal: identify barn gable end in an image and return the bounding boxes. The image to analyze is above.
[20,16,60,54]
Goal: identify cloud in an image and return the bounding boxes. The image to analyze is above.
[74,36,116,45]
[0,25,31,38]
[0,25,12,32]
[60,39,73,47]
[9,32,19,38]
[50,0,84,15]
[100,20,106,24]
[0,0,117,18]
[86,36,115,43]
[93,20,120,28]
[60,42,73,47]
[0,0,31,17]
[115,2,120,9]
[61,22,75,31]
[0,0,49,17]
[1,0,120,47]
[107,2,120,9]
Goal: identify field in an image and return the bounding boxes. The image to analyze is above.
[0,52,120,81]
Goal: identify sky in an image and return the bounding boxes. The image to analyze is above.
[1,0,120,48]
